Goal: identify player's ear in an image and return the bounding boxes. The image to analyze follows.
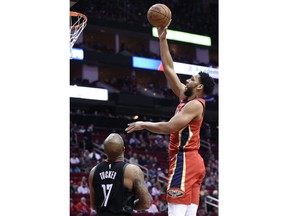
[123,146,125,152]
[197,84,204,90]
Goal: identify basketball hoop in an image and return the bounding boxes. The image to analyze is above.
[70,11,87,52]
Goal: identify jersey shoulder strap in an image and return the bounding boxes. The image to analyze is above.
[193,98,206,117]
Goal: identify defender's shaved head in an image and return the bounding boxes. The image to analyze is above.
[103,133,125,161]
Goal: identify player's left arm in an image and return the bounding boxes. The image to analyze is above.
[88,166,97,214]
[125,100,203,134]
[126,164,151,210]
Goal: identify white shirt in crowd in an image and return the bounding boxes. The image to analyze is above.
[89,151,101,160]
[146,203,159,213]
[70,157,80,164]
[77,185,90,194]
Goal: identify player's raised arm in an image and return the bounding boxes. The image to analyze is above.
[158,26,186,99]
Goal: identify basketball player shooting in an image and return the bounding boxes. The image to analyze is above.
[125,23,215,216]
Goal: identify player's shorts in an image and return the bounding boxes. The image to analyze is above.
[166,150,205,205]
[168,203,198,216]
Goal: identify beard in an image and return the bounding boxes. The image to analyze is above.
[184,86,193,97]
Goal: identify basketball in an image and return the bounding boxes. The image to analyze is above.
[147,3,172,28]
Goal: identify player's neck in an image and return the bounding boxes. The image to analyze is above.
[188,93,202,101]
[107,155,124,162]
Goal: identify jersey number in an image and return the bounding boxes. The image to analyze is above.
[101,184,113,207]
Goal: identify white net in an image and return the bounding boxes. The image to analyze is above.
[70,12,87,53]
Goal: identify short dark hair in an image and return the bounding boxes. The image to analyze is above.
[198,72,215,95]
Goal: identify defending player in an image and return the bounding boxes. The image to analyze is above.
[89,133,151,216]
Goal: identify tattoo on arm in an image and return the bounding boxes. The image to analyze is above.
[133,168,151,210]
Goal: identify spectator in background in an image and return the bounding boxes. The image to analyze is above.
[87,124,95,134]
[78,125,86,133]
[70,180,77,195]
[77,136,87,150]
[151,182,163,197]
[128,133,141,148]
[148,155,155,166]
[77,182,90,194]
[159,200,168,212]
[89,147,101,163]
[71,153,80,164]
[139,140,148,151]
[70,153,81,173]
[138,154,148,167]
[162,134,170,149]
[75,197,92,215]
[129,152,139,165]
[80,149,90,162]
[77,176,88,187]
[146,202,159,213]
[80,149,92,173]
[152,195,161,207]
[151,156,160,167]
[157,167,165,178]
[93,138,102,149]
[84,124,94,151]
[200,185,209,198]
[70,198,77,214]
[144,176,152,189]
[148,166,158,179]
[144,153,152,164]
[212,189,218,198]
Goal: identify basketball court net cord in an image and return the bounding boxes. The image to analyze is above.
[70,11,87,58]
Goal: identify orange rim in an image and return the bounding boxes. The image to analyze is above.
[70,11,88,30]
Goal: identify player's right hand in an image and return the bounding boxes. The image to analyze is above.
[157,19,171,40]
[125,121,144,133]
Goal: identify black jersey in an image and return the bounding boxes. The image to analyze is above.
[92,161,136,216]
